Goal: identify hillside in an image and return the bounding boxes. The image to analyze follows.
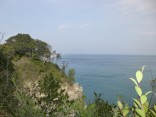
[0,33,83,116]
[13,56,83,100]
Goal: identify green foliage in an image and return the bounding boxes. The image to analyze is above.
[34,39,51,60]
[71,98,96,117]
[72,93,113,117]
[61,61,68,73]
[150,78,156,105]
[32,73,71,116]
[0,33,71,116]
[0,50,14,72]
[68,68,75,82]
[0,50,16,115]
[4,33,35,58]
[56,53,61,60]
[136,70,143,83]
[12,56,67,84]
[1,33,156,116]
[92,92,113,117]
[11,78,44,117]
[115,66,156,117]
[0,55,73,116]
[2,33,53,61]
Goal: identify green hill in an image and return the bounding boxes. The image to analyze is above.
[0,33,83,116]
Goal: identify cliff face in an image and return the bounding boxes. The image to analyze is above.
[24,80,83,101]
[61,82,83,100]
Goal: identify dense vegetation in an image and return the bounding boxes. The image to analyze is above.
[0,33,156,117]
[1,34,52,60]
[0,33,71,116]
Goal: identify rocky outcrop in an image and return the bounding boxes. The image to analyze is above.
[25,80,83,101]
[61,82,83,100]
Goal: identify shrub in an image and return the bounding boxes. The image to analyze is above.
[31,73,72,116]
[115,66,156,117]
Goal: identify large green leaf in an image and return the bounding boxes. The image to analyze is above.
[144,101,149,107]
[145,91,152,96]
[125,105,129,110]
[143,104,148,113]
[150,109,156,116]
[135,86,142,97]
[117,101,123,110]
[133,99,141,108]
[123,109,129,116]
[129,78,138,86]
[134,102,138,108]
[154,105,156,111]
[136,70,143,83]
[136,109,145,117]
[140,95,147,104]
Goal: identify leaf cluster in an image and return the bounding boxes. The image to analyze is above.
[116,66,156,117]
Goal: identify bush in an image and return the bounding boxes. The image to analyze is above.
[115,66,156,117]
[31,73,72,116]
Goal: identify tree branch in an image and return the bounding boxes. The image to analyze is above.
[0,32,5,42]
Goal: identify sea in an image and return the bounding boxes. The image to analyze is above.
[59,54,156,105]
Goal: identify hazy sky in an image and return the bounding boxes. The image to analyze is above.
[0,0,156,55]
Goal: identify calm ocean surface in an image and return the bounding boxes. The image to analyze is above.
[60,54,156,104]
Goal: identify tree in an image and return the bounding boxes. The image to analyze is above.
[4,33,35,58]
[2,33,52,61]
[32,73,71,116]
[34,39,51,61]
[68,69,75,82]
[0,43,16,116]
[56,53,61,60]
[62,61,68,73]
[92,92,113,117]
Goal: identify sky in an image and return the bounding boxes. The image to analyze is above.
[0,0,156,55]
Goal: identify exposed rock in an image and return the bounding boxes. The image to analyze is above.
[61,82,83,100]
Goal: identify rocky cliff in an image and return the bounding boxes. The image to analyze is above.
[61,82,83,100]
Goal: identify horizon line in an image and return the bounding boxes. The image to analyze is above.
[61,53,156,56]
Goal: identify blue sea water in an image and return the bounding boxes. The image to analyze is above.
[60,54,156,105]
